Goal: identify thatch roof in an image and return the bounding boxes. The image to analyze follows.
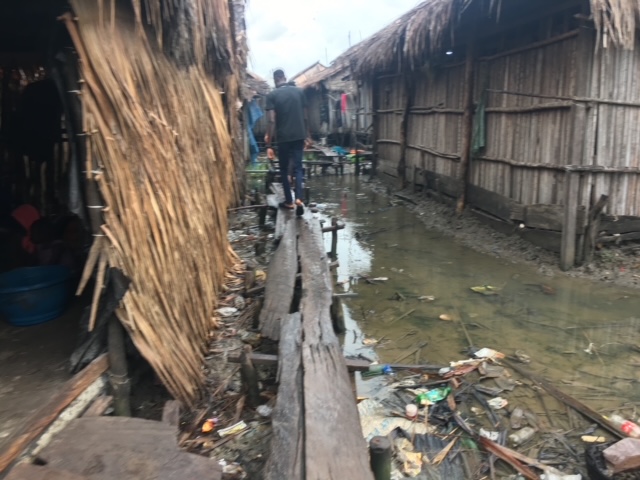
[66,0,242,405]
[337,0,640,76]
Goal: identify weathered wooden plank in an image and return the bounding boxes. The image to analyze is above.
[422,171,461,198]
[82,395,113,417]
[38,417,220,480]
[264,313,304,480]
[259,219,298,341]
[518,229,562,253]
[298,214,374,480]
[0,354,109,475]
[467,184,514,222]
[600,215,640,234]
[470,209,517,236]
[4,463,89,480]
[524,204,586,232]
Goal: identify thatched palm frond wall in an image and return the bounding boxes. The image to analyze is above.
[340,0,640,76]
[65,0,239,405]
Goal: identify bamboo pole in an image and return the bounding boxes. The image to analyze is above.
[456,41,476,215]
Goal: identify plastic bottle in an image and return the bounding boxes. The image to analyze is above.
[608,414,640,438]
[362,364,393,377]
[508,427,536,446]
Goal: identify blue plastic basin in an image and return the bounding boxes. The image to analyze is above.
[0,266,72,326]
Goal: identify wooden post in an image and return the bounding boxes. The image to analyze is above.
[413,165,418,193]
[584,194,609,263]
[355,151,361,176]
[371,77,380,176]
[304,186,311,205]
[421,152,427,197]
[369,436,391,480]
[108,316,131,417]
[240,345,261,408]
[561,103,587,271]
[331,296,346,334]
[330,217,338,260]
[397,74,415,189]
[456,40,476,215]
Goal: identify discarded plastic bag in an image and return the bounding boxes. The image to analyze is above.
[416,386,451,405]
[474,347,505,360]
[487,397,508,410]
[218,420,248,437]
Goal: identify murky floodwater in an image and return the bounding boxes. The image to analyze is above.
[310,175,640,416]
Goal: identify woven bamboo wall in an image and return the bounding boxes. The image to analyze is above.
[586,45,640,216]
[472,32,579,206]
[376,75,405,176]
[406,64,465,181]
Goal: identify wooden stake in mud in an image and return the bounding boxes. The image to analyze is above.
[369,436,391,480]
[330,217,338,260]
[240,345,261,408]
[331,296,346,334]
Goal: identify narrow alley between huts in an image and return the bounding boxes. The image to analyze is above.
[3,1,640,480]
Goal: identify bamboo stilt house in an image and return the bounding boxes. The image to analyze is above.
[337,0,640,268]
[60,0,244,405]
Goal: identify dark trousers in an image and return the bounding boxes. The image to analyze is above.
[278,139,304,204]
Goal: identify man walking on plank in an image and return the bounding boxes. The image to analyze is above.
[265,68,310,216]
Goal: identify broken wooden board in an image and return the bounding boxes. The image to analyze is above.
[5,463,90,480]
[36,417,220,480]
[259,218,298,341]
[270,183,294,240]
[0,354,109,475]
[264,313,304,480]
[298,214,374,480]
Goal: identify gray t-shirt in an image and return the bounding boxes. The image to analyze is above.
[266,85,307,143]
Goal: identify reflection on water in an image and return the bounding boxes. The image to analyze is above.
[311,175,640,412]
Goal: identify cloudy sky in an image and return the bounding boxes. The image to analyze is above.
[246,0,420,84]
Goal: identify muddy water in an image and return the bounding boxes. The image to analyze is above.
[310,175,640,415]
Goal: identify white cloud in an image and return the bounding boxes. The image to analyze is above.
[246,0,421,84]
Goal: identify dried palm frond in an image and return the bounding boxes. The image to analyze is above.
[64,0,240,405]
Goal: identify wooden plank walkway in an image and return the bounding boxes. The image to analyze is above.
[260,204,374,480]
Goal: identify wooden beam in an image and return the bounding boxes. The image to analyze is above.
[298,215,374,480]
[227,352,445,373]
[0,354,109,475]
[264,313,304,480]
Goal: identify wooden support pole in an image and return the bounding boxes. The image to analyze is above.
[108,316,131,417]
[240,345,261,408]
[304,186,311,205]
[413,165,418,193]
[371,77,380,177]
[561,103,587,270]
[584,194,609,263]
[397,75,416,189]
[456,40,476,215]
[369,436,391,480]
[355,151,361,176]
[330,217,338,260]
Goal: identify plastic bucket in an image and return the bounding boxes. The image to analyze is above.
[0,266,72,326]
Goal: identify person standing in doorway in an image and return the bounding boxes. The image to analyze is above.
[265,69,309,215]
